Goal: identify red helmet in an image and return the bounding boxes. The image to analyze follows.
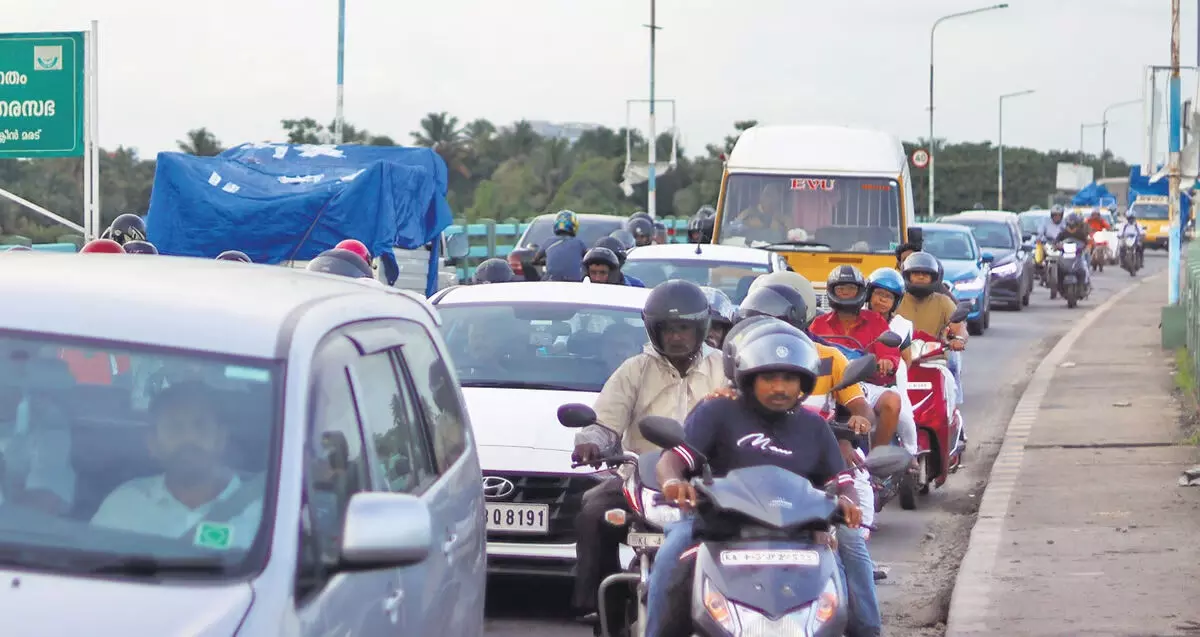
[334,239,371,262]
[80,239,126,254]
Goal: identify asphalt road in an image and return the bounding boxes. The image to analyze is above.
[483,253,1166,637]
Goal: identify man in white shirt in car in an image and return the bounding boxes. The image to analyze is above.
[92,381,262,549]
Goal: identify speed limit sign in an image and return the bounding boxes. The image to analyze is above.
[911,149,930,169]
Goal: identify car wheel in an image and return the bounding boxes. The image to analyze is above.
[968,319,984,336]
[983,308,991,330]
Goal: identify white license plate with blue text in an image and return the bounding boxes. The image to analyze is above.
[485,503,549,534]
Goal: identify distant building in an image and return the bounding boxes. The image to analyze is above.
[528,121,603,144]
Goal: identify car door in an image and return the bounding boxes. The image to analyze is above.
[296,331,406,637]
[345,320,485,637]
[1008,219,1031,291]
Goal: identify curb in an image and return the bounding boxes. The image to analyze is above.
[943,272,1162,636]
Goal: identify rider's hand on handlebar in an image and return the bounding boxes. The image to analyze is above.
[663,479,698,511]
[572,443,603,467]
[876,359,895,375]
[706,386,737,401]
[838,497,863,529]
[948,338,966,352]
[847,415,872,436]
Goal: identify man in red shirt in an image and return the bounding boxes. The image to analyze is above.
[810,265,904,448]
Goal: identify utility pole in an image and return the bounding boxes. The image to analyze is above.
[1168,0,1182,304]
[334,0,346,144]
[645,0,661,218]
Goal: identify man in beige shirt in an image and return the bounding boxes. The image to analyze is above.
[570,280,725,627]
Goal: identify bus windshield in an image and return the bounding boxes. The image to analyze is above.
[1130,202,1169,220]
[717,174,902,253]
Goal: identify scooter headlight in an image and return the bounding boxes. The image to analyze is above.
[703,577,741,634]
[813,576,840,625]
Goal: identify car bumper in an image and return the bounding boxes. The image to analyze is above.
[487,540,635,577]
[987,272,1022,303]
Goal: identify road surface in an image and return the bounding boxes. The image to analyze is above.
[483,254,1165,637]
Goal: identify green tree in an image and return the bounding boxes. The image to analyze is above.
[549,157,628,213]
[176,128,224,156]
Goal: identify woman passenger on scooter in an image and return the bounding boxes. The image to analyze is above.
[866,268,919,458]
[645,325,863,637]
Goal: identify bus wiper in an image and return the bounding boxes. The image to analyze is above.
[460,380,578,391]
[89,555,228,577]
[761,240,832,249]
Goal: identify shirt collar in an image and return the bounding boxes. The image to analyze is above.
[148,473,242,509]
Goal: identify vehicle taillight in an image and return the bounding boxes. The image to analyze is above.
[507,252,523,275]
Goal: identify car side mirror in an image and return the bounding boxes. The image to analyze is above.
[339,493,432,571]
[445,233,469,263]
[1022,232,1034,242]
[557,403,597,428]
[980,251,995,264]
[949,303,971,323]
[907,227,923,245]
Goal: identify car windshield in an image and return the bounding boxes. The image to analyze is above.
[1130,202,1169,220]
[717,174,902,253]
[622,259,768,303]
[1019,214,1048,236]
[918,229,977,261]
[0,333,277,579]
[951,220,1014,249]
[437,303,649,392]
[518,217,628,250]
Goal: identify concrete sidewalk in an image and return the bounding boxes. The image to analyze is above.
[947,274,1200,637]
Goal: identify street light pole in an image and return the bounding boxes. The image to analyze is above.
[998,89,1035,210]
[1080,122,1104,164]
[334,0,346,144]
[929,3,1009,218]
[1100,99,1143,178]
[645,0,662,218]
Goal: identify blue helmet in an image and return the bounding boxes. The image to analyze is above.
[866,267,905,313]
[552,210,579,236]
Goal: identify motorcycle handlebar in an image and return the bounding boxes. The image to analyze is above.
[571,454,634,469]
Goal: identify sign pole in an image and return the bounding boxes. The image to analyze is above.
[89,20,99,240]
[1169,0,1182,305]
[81,28,91,240]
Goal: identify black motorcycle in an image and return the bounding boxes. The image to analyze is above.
[1119,235,1142,276]
[1054,238,1091,308]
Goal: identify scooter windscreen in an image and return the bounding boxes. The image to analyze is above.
[696,465,839,530]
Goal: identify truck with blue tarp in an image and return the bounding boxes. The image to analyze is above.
[1127,164,1192,250]
[145,142,465,296]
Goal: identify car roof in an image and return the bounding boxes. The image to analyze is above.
[943,211,1017,222]
[625,243,771,265]
[913,222,976,235]
[1019,209,1050,216]
[0,254,431,358]
[726,125,905,176]
[433,281,652,309]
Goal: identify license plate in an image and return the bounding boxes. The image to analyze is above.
[720,549,820,566]
[1063,244,1078,256]
[627,532,664,548]
[907,381,933,390]
[485,503,549,534]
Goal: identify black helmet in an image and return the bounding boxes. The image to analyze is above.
[582,247,621,273]
[642,279,711,359]
[1065,211,1083,227]
[626,217,654,243]
[473,258,515,283]
[688,212,716,243]
[122,240,158,255]
[609,229,637,253]
[901,252,943,299]
[104,213,147,246]
[216,250,252,263]
[306,248,373,279]
[737,283,811,330]
[732,328,821,396]
[592,236,628,265]
[722,315,785,380]
[825,264,868,313]
[700,286,736,329]
[630,211,652,223]
[695,205,717,219]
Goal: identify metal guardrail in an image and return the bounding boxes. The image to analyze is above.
[1183,241,1200,389]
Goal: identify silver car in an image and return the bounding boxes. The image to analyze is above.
[0,253,485,636]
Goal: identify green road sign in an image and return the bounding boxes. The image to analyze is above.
[0,32,85,158]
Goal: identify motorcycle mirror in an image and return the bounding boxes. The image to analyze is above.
[874,330,903,349]
[864,446,914,478]
[557,403,598,428]
[834,354,877,391]
[949,303,971,324]
[638,416,688,451]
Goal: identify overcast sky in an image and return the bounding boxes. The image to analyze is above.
[7,0,1194,164]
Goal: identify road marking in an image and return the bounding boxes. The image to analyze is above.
[944,272,1161,636]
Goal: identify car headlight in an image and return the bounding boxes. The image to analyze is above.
[953,276,985,291]
[991,262,1018,276]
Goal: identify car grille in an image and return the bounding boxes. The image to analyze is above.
[485,472,605,544]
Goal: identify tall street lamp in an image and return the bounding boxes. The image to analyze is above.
[334,0,346,144]
[1080,122,1104,164]
[929,3,1009,217]
[1100,99,1143,177]
[998,89,1035,210]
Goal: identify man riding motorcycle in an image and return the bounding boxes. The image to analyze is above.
[1118,209,1146,268]
[809,266,905,451]
[686,206,716,244]
[472,258,517,283]
[1055,211,1093,287]
[646,325,863,637]
[896,252,966,417]
[699,286,735,348]
[1035,205,1067,272]
[532,210,588,282]
[1086,208,1113,265]
[626,216,656,248]
[570,280,725,630]
[584,241,645,287]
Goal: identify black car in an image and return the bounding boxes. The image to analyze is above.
[940,211,1036,310]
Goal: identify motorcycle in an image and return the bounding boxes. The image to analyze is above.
[637,415,913,637]
[1043,242,1060,296]
[1055,238,1091,309]
[557,404,679,637]
[1119,235,1142,276]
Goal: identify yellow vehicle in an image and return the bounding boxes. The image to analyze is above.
[712,125,917,306]
[1127,195,1171,249]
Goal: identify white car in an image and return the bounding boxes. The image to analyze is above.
[430,281,652,576]
[622,243,789,303]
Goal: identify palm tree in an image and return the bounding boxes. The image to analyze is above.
[497,120,540,158]
[411,112,470,179]
[176,128,224,156]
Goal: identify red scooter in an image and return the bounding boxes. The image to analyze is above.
[905,323,967,506]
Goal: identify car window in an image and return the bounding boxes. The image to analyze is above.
[392,321,469,472]
[622,258,768,303]
[298,339,370,596]
[437,303,649,391]
[953,220,1015,249]
[518,217,627,250]
[350,352,438,495]
[0,334,278,580]
[919,229,977,261]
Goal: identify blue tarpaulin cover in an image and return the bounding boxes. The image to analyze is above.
[1070,182,1116,207]
[145,142,452,292]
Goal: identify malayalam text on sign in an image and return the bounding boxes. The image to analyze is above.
[0,32,85,158]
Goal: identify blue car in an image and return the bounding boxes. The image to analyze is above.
[912,223,992,335]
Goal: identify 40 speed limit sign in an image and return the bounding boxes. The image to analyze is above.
[911,149,930,169]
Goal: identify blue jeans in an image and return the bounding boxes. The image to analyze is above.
[645,515,695,637]
[948,350,964,405]
[838,525,882,637]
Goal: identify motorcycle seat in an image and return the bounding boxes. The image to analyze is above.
[638,450,663,492]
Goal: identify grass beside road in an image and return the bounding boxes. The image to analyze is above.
[1173,348,1200,445]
